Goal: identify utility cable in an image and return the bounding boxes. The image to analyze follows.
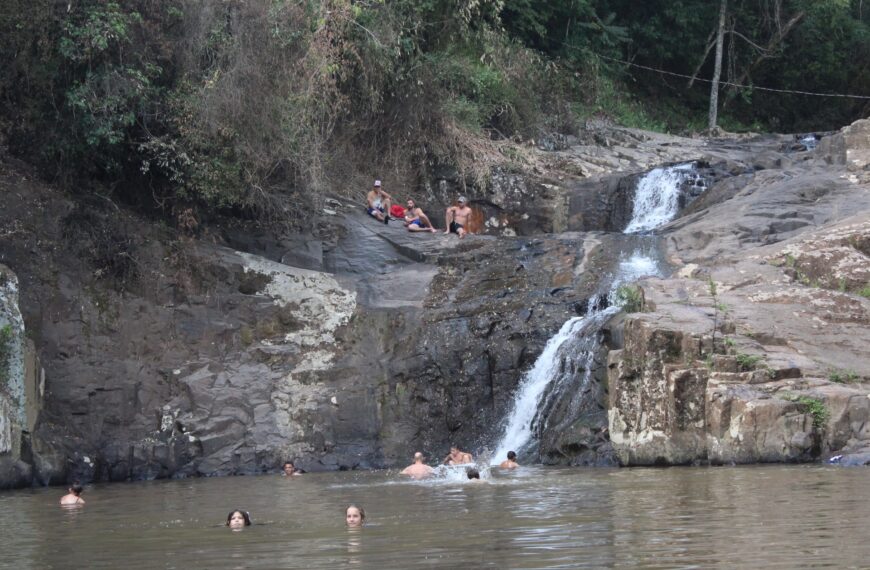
[562,44,870,100]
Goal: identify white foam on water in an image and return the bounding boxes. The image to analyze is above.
[490,162,698,462]
[491,317,585,462]
[623,163,694,234]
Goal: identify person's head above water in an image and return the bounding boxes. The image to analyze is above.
[466,467,480,480]
[226,510,251,529]
[69,483,84,496]
[413,451,425,463]
[345,504,366,527]
[282,461,297,475]
[507,451,517,461]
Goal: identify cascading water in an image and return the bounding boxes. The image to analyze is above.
[490,163,700,464]
[623,163,696,234]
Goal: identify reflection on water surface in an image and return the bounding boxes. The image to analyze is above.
[1,465,868,569]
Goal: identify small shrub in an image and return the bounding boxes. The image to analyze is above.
[782,393,830,429]
[736,353,762,371]
[0,324,13,389]
[798,397,830,429]
[829,370,859,384]
[858,285,870,299]
[615,285,643,313]
[239,327,254,346]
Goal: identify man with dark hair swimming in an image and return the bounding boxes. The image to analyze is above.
[60,483,85,505]
[499,451,519,469]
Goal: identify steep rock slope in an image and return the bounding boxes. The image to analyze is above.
[608,119,870,466]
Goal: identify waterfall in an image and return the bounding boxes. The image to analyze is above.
[623,163,695,234]
[490,163,698,464]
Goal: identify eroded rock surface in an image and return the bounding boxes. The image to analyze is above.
[608,119,870,466]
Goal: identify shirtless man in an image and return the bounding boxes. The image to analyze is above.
[400,452,435,479]
[443,446,473,465]
[499,450,519,469]
[60,483,85,505]
[444,196,472,238]
[366,180,392,224]
[404,199,438,233]
[281,461,302,476]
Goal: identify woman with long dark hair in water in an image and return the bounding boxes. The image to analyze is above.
[226,510,252,530]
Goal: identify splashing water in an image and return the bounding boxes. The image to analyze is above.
[623,163,695,234]
[491,316,585,462]
[490,163,700,463]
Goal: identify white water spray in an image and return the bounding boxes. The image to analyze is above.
[623,163,694,234]
[491,316,584,462]
[490,163,699,463]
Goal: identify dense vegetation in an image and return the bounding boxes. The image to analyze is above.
[0,1,867,223]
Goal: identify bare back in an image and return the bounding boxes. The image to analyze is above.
[401,463,435,479]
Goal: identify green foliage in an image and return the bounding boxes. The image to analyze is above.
[615,284,643,313]
[2,0,868,223]
[859,285,870,299]
[735,353,762,371]
[0,324,13,390]
[783,394,830,430]
[829,370,859,384]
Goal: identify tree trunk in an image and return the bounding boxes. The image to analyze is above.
[708,0,728,132]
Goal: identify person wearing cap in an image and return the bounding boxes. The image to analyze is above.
[366,180,392,224]
[444,196,472,238]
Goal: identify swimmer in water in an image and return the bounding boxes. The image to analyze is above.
[444,446,473,465]
[226,510,252,530]
[59,483,85,505]
[400,452,435,479]
[466,467,484,482]
[499,450,519,469]
[282,460,302,476]
[345,504,366,528]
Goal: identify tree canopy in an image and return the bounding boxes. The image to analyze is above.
[0,1,866,221]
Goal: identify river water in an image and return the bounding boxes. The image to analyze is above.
[1,465,868,569]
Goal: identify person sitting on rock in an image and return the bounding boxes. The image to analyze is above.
[366,180,392,225]
[60,482,85,505]
[400,452,435,479]
[499,450,519,469]
[281,460,302,476]
[444,196,471,238]
[404,199,438,233]
[444,446,473,465]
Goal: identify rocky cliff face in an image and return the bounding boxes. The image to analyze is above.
[0,264,43,488]
[1,118,868,487]
[607,119,870,466]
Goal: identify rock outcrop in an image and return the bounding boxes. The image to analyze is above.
[2,117,869,486]
[607,119,870,466]
[0,264,43,488]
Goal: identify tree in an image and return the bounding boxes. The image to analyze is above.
[708,0,728,132]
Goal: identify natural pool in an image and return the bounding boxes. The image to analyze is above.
[1,465,868,569]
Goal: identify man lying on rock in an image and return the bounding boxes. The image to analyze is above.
[366,179,392,224]
[404,199,438,233]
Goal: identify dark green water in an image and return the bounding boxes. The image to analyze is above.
[1,464,868,569]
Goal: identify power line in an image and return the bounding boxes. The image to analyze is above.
[565,46,870,100]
